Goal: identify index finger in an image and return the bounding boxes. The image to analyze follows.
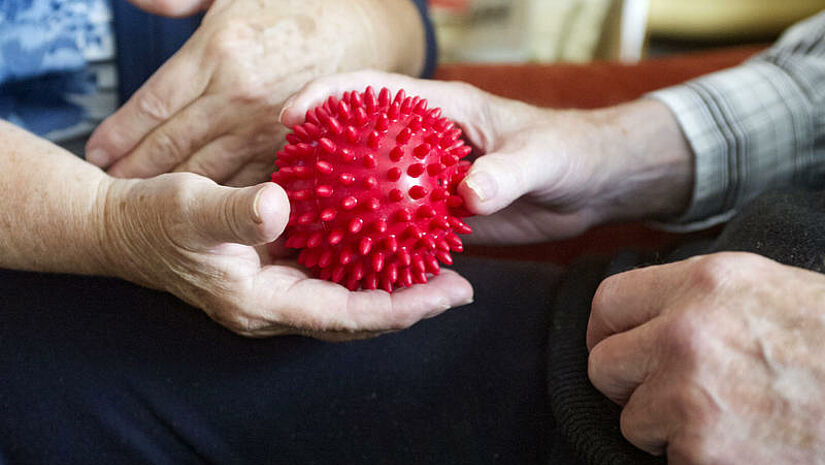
[588,317,662,405]
[86,45,210,168]
[587,258,696,350]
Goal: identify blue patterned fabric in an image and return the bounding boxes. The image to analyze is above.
[112,0,200,103]
[2,0,436,140]
[0,0,115,138]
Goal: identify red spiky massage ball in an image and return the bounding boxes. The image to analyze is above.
[271,87,473,292]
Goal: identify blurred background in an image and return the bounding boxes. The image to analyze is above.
[429,0,825,63]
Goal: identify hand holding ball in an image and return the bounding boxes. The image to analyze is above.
[272,87,473,292]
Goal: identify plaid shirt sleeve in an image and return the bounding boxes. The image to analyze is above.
[648,11,825,230]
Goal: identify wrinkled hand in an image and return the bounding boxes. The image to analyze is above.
[587,252,825,464]
[101,173,472,340]
[281,70,693,245]
[87,0,420,186]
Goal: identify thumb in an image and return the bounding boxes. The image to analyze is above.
[193,182,290,246]
[458,151,541,216]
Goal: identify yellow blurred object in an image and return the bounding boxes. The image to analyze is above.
[431,0,650,63]
[527,0,614,62]
[648,0,825,40]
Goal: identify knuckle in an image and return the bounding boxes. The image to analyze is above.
[206,19,256,58]
[669,390,725,453]
[448,80,478,96]
[135,89,171,122]
[231,76,268,103]
[393,304,422,330]
[184,155,227,180]
[210,301,266,336]
[684,411,722,443]
[688,253,743,292]
[662,311,708,362]
[618,408,644,449]
[587,345,604,391]
[591,274,621,315]
[618,411,633,441]
[205,23,266,105]
[223,313,258,335]
[235,122,282,157]
[164,172,208,211]
[387,312,417,332]
[222,189,254,243]
[145,128,190,167]
[132,174,196,242]
[388,301,432,332]
[669,427,725,465]
[451,81,487,112]
[618,403,664,456]
[587,343,610,387]
[628,386,724,461]
[252,120,285,147]
[199,295,259,335]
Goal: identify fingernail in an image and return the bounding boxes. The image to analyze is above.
[459,298,474,307]
[464,171,497,202]
[86,148,109,166]
[252,186,268,224]
[278,96,296,124]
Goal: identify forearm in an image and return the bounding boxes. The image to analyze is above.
[0,121,113,275]
[585,99,694,223]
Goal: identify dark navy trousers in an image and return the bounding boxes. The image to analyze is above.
[5,187,824,465]
[0,258,562,465]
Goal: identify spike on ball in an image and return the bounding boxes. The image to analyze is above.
[272,87,473,292]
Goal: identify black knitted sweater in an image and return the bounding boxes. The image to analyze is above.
[546,188,825,465]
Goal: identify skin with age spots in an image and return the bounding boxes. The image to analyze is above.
[85,0,425,186]
[588,253,825,464]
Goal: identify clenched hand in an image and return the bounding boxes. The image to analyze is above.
[588,252,825,464]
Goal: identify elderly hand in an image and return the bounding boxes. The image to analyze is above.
[101,173,472,340]
[86,0,424,187]
[587,252,825,463]
[281,70,694,244]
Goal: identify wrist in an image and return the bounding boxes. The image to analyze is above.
[350,0,426,76]
[83,174,119,277]
[589,99,694,223]
[0,120,127,276]
[93,177,149,283]
[91,175,123,279]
